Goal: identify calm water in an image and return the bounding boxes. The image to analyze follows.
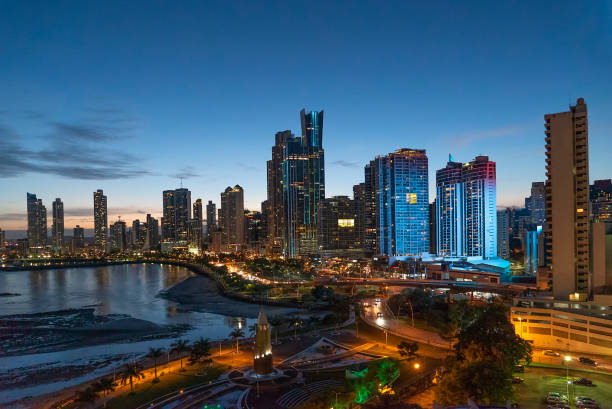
[0,264,259,404]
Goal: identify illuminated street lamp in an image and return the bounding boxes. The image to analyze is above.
[564,356,571,398]
[413,362,420,370]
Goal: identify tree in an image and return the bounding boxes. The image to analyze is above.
[119,362,145,393]
[92,377,116,408]
[170,339,191,370]
[74,387,99,407]
[268,315,283,344]
[145,347,164,381]
[308,315,322,334]
[288,316,303,339]
[435,302,532,406]
[248,323,257,338]
[397,341,419,362]
[189,337,212,365]
[229,328,244,354]
[388,293,406,318]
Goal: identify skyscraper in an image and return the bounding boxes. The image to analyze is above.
[497,209,511,259]
[27,193,47,250]
[220,185,245,251]
[363,161,377,255]
[145,214,160,250]
[540,98,590,299]
[353,183,366,251]
[72,225,85,250]
[591,179,611,222]
[435,156,497,259]
[372,149,429,258]
[93,189,108,251]
[317,196,360,256]
[206,200,217,233]
[527,182,546,226]
[462,156,497,258]
[162,188,191,245]
[266,130,292,255]
[436,159,463,257]
[110,220,127,252]
[193,198,203,222]
[52,198,64,249]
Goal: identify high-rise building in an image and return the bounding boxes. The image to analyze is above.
[0,228,5,249]
[497,209,511,259]
[266,131,292,255]
[592,222,612,290]
[436,159,463,257]
[525,226,542,275]
[93,190,108,251]
[27,193,47,250]
[187,219,203,254]
[428,202,437,255]
[435,156,497,259]
[193,198,203,222]
[527,182,546,226]
[245,210,264,252]
[206,200,217,238]
[162,188,191,244]
[72,225,85,250]
[372,149,429,257]
[317,196,361,256]
[363,162,377,255]
[540,98,590,299]
[110,220,127,252]
[220,185,245,251]
[462,156,497,258]
[591,179,612,223]
[145,214,160,250]
[51,198,64,249]
[353,183,366,251]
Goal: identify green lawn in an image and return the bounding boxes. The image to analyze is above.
[104,364,225,409]
[514,366,612,409]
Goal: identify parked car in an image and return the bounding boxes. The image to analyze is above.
[573,378,594,386]
[513,364,525,373]
[546,393,567,405]
[579,357,597,366]
[512,376,524,384]
[576,402,599,409]
[544,350,560,357]
[575,397,596,403]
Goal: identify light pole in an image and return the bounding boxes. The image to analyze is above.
[384,330,388,346]
[564,355,571,399]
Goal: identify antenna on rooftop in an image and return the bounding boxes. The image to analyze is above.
[179,176,184,188]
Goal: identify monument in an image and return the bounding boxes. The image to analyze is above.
[253,307,273,374]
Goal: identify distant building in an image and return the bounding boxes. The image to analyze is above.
[591,179,612,222]
[317,196,361,257]
[193,198,203,222]
[162,188,191,250]
[27,193,47,250]
[524,225,542,275]
[436,159,463,257]
[145,214,159,250]
[539,98,590,299]
[187,219,203,254]
[592,222,612,291]
[220,185,245,251]
[497,209,511,259]
[72,225,85,250]
[0,228,5,249]
[131,219,145,249]
[363,162,377,255]
[372,148,429,258]
[93,190,108,252]
[526,181,546,226]
[51,198,64,249]
[110,220,127,252]
[353,183,366,252]
[206,200,217,238]
[265,131,291,256]
[245,210,264,253]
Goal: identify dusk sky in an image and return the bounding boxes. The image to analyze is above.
[1,1,611,232]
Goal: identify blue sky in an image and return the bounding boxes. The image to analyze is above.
[1,1,611,230]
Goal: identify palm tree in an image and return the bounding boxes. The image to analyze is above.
[119,362,145,393]
[74,387,98,407]
[268,315,283,344]
[248,323,257,338]
[189,337,212,365]
[308,315,322,335]
[170,339,191,370]
[288,316,303,339]
[229,328,244,354]
[145,347,164,381]
[92,377,116,408]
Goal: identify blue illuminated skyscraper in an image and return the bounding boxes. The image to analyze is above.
[372,149,429,258]
[436,158,463,256]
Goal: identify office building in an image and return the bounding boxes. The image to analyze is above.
[27,193,47,250]
[526,182,546,226]
[428,201,437,255]
[245,210,265,252]
[353,183,366,252]
[317,196,361,257]
[206,200,217,238]
[193,198,203,222]
[592,222,612,291]
[51,198,64,249]
[363,162,377,255]
[372,149,429,258]
[145,214,160,250]
[540,98,590,299]
[93,189,108,251]
[187,219,203,254]
[72,225,85,250]
[110,220,127,252]
[162,188,191,247]
[497,208,511,259]
[266,131,290,255]
[591,179,612,222]
[524,226,542,274]
[220,185,245,251]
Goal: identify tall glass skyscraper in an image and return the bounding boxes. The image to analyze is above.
[52,198,64,249]
[27,192,47,250]
[162,188,191,244]
[93,189,107,251]
[372,149,429,257]
[435,156,497,259]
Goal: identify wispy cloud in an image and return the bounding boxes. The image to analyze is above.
[0,110,149,180]
[0,212,25,222]
[169,166,200,179]
[448,126,525,147]
[330,160,360,169]
[237,163,258,172]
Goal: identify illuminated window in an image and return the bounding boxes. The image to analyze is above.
[338,219,355,228]
[406,193,417,204]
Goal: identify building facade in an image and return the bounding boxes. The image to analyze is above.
[51,198,64,249]
[436,159,463,256]
[317,196,361,256]
[110,220,127,252]
[526,181,546,226]
[372,149,429,258]
[93,189,108,252]
[497,208,510,259]
[591,179,611,223]
[27,193,47,250]
[162,188,191,248]
[72,225,85,251]
[220,185,245,251]
[206,200,217,238]
[540,98,590,299]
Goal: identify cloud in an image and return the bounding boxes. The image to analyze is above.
[237,163,258,172]
[330,160,360,169]
[0,212,25,222]
[449,126,524,147]
[0,111,149,180]
[169,166,200,179]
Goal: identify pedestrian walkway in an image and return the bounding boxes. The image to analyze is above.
[275,379,343,408]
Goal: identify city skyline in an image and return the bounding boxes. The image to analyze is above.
[1,2,612,231]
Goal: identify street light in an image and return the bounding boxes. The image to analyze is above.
[413,362,420,370]
[564,356,571,398]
